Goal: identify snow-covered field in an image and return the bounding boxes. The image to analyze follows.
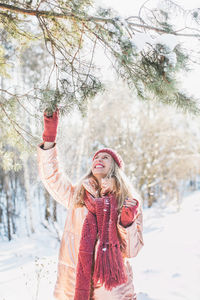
[1,191,200,300]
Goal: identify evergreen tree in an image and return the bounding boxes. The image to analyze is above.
[0,0,199,117]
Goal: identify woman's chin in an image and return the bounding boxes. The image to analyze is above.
[93,171,107,179]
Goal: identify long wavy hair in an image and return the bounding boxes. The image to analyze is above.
[73,158,140,210]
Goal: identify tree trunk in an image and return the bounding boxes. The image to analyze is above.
[44,190,50,221]
[11,173,17,234]
[4,175,11,241]
[6,193,11,241]
[53,200,57,222]
[75,102,91,181]
[147,184,155,208]
[0,206,3,224]
[23,156,35,234]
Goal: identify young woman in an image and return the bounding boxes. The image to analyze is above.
[37,110,144,300]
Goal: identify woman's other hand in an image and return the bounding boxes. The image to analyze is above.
[120,198,139,227]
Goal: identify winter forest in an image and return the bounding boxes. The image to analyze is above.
[0,0,200,299]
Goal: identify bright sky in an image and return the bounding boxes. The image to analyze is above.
[96,0,200,16]
[94,0,200,99]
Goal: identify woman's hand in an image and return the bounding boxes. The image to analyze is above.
[120,198,139,227]
[100,177,116,196]
[42,108,59,144]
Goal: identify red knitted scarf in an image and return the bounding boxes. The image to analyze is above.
[74,191,127,300]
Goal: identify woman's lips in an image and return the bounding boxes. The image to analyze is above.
[94,163,104,169]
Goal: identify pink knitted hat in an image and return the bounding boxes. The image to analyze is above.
[92,148,124,169]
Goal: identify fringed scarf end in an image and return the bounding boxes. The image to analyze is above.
[93,242,127,290]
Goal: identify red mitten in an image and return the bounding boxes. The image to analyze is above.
[42,109,59,142]
[120,199,139,228]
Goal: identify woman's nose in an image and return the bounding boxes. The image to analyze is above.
[97,158,103,163]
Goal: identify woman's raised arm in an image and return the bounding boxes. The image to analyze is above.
[37,110,74,209]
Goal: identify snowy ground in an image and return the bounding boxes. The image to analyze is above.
[1,191,200,300]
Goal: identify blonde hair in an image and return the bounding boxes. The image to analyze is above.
[73,159,140,210]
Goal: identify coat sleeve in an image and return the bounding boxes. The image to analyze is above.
[117,202,144,258]
[37,143,74,209]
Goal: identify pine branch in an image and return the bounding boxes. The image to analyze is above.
[1,3,200,38]
[0,3,113,21]
[0,1,200,116]
[126,20,200,38]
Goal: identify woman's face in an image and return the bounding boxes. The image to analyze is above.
[92,152,113,181]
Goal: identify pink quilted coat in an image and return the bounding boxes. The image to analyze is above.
[37,144,144,300]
